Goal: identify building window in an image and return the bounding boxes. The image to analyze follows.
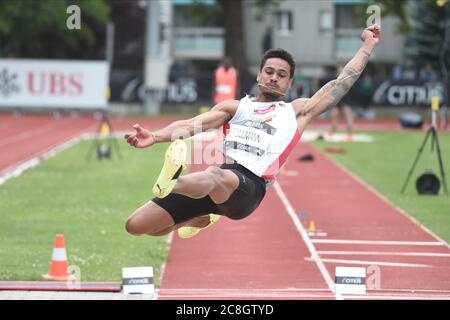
[275,11,293,35]
[335,4,366,59]
[319,10,333,34]
[335,4,364,29]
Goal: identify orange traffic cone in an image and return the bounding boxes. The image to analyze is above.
[42,234,76,281]
[307,220,316,233]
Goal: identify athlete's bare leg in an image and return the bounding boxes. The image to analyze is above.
[172,166,239,204]
[343,105,353,135]
[329,106,339,135]
[125,199,213,237]
[149,215,211,236]
[125,166,239,236]
[125,200,174,236]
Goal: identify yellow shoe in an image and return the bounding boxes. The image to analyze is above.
[178,214,221,239]
[152,139,187,198]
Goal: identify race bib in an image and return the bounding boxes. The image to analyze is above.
[224,121,275,156]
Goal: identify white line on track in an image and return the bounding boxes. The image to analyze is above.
[307,258,432,268]
[0,135,85,185]
[0,120,65,148]
[157,294,450,300]
[310,142,450,248]
[273,181,342,300]
[318,251,450,257]
[158,288,331,292]
[371,288,450,294]
[343,295,450,300]
[311,239,445,246]
[155,232,174,300]
[155,287,450,300]
[0,116,36,131]
[0,132,127,185]
[157,294,335,299]
[156,288,336,299]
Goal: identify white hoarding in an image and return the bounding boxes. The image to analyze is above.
[0,59,109,109]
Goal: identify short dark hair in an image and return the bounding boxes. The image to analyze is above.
[260,48,295,79]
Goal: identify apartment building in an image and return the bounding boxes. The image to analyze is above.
[171,0,405,75]
[243,0,405,79]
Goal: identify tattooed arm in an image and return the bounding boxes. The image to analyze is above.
[293,24,381,133]
[124,99,238,148]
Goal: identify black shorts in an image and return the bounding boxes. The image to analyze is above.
[152,163,267,224]
[336,98,352,109]
[336,94,353,109]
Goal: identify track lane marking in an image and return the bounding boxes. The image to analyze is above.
[318,251,450,257]
[306,258,432,268]
[273,181,342,300]
[311,239,445,246]
[0,120,70,148]
[308,142,450,248]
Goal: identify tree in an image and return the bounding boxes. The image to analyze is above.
[218,0,245,73]
[355,0,410,33]
[109,0,146,70]
[0,0,110,59]
[191,0,281,76]
[404,0,450,76]
[354,0,449,76]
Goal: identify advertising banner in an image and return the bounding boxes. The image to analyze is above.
[0,59,109,109]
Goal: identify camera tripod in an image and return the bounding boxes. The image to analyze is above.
[86,112,122,161]
[401,111,448,195]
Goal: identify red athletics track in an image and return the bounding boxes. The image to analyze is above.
[0,113,177,176]
[274,142,450,299]
[158,136,334,300]
[1,114,424,177]
[158,133,450,300]
[2,114,450,299]
[1,113,445,178]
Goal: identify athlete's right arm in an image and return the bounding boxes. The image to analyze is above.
[124,99,239,148]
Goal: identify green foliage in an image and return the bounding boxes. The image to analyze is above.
[184,0,282,25]
[353,0,450,75]
[188,0,222,25]
[377,0,411,33]
[355,0,410,33]
[404,0,450,74]
[0,0,110,59]
[251,0,282,22]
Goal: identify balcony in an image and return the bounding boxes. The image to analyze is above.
[173,27,224,60]
[335,28,362,59]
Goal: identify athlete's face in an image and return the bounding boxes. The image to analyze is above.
[257,58,293,99]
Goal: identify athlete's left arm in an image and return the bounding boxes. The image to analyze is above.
[292,25,381,133]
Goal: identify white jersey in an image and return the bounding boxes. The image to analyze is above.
[220,95,301,180]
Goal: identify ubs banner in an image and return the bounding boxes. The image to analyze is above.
[0,59,109,109]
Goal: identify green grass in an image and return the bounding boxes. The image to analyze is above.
[312,131,450,243]
[2,131,449,284]
[0,139,172,285]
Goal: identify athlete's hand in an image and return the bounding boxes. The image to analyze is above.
[361,24,381,46]
[124,124,156,148]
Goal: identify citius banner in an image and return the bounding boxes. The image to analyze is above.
[0,59,109,109]
[372,79,445,107]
